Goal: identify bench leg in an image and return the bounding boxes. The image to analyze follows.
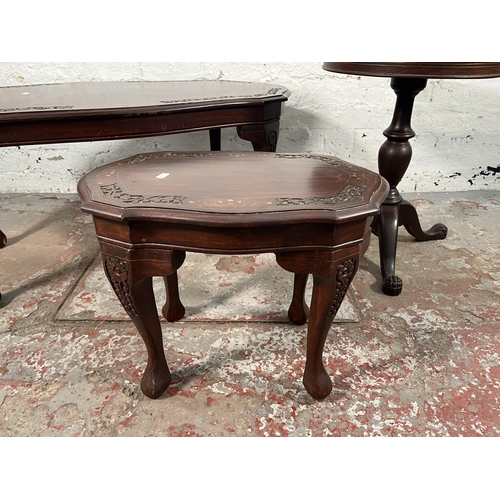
[276,250,358,400]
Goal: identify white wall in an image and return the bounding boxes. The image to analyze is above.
[1,62,499,194]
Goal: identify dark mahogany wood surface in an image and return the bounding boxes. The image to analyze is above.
[0,80,290,147]
[322,61,500,296]
[323,62,500,79]
[79,151,389,400]
[0,80,289,258]
[78,151,388,226]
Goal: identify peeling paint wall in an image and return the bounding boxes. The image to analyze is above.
[0,62,499,194]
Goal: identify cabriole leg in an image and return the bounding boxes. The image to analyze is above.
[276,251,358,400]
[161,251,186,322]
[288,273,309,326]
[130,276,171,398]
[103,255,170,399]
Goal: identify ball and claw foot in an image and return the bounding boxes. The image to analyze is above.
[426,223,448,240]
[382,275,403,296]
[303,367,333,400]
[403,221,448,241]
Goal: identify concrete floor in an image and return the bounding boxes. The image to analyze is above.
[0,190,499,436]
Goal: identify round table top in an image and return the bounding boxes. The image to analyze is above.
[78,151,389,226]
[322,62,500,79]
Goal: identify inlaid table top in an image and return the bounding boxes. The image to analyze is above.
[78,151,388,226]
[0,80,290,119]
[0,80,290,147]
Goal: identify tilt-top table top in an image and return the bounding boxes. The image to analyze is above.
[322,62,500,79]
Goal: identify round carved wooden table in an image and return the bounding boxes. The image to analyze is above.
[323,63,500,295]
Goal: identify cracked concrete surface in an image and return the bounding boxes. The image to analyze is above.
[0,191,499,436]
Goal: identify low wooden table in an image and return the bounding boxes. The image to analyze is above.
[323,63,500,295]
[0,80,290,249]
[0,80,290,300]
[78,151,388,400]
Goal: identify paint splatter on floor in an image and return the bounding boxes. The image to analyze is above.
[0,192,499,436]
